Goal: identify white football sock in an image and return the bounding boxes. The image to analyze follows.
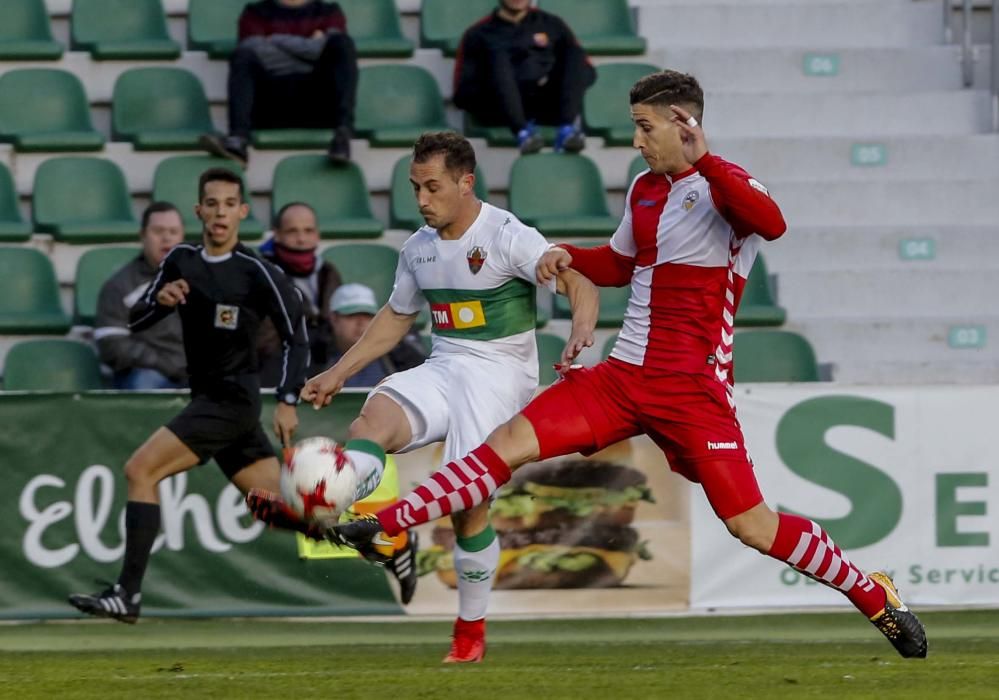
[454,526,500,621]
[344,439,386,503]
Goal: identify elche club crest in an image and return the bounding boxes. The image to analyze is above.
[467,246,487,274]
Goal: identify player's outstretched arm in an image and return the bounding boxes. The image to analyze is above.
[555,268,598,366]
[301,304,418,409]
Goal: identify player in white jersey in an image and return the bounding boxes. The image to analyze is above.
[249,132,598,663]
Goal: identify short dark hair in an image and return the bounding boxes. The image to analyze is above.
[140,201,181,232]
[272,201,317,230]
[198,167,244,202]
[630,70,704,120]
[412,131,476,179]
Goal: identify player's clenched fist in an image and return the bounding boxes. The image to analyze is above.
[536,247,572,285]
[300,368,346,410]
[157,279,190,307]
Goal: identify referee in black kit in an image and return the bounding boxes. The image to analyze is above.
[70,168,312,623]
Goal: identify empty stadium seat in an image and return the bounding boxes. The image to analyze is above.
[0,164,31,243]
[32,157,137,243]
[0,0,63,60]
[508,154,619,237]
[552,243,631,327]
[389,156,489,231]
[338,0,414,58]
[152,155,264,238]
[71,0,181,60]
[538,0,646,55]
[0,69,104,152]
[0,248,71,334]
[3,340,104,391]
[537,332,567,385]
[420,0,495,56]
[585,63,658,146]
[272,156,382,239]
[112,68,216,150]
[736,255,787,327]
[355,66,449,147]
[321,243,399,305]
[187,0,251,57]
[463,113,558,148]
[734,330,820,382]
[74,247,140,326]
[628,154,648,183]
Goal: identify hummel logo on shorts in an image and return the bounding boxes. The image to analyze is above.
[707,441,739,450]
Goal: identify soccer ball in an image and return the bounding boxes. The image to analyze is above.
[280,437,358,523]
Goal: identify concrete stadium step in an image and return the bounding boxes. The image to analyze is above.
[785,317,999,384]
[773,179,999,227]
[652,45,984,93]
[762,226,999,272]
[639,0,941,49]
[704,90,990,138]
[774,269,993,318]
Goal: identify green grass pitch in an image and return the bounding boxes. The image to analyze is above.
[1,610,997,699]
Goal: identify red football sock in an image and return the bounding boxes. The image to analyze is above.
[768,512,887,618]
[376,444,512,536]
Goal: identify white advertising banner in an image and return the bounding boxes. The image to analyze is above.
[691,385,999,609]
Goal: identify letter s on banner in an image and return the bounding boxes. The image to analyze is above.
[19,475,78,569]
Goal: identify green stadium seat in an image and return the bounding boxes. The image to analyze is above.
[536,332,567,385]
[584,63,659,146]
[552,242,631,328]
[736,255,787,327]
[538,0,646,55]
[3,339,104,391]
[71,0,181,60]
[187,0,252,57]
[734,330,820,382]
[112,68,217,150]
[601,332,618,360]
[0,69,104,152]
[338,0,414,58]
[0,0,63,60]
[0,248,71,334]
[508,154,619,237]
[321,243,399,305]
[251,129,333,150]
[462,113,558,148]
[32,157,137,244]
[0,164,31,243]
[628,154,648,183]
[420,0,495,56]
[152,155,264,239]
[389,156,489,231]
[74,247,140,326]
[355,66,449,147]
[272,156,382,239]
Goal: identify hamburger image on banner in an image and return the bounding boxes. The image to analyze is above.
[417,460,654,589]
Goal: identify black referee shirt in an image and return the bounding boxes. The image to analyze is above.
[129,243,309,403]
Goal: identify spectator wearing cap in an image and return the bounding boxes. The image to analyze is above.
[314,283,426,386]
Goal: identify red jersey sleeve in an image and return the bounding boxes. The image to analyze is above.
[695,153,787,241]
[560,244,634,288]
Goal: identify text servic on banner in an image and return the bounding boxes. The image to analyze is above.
[690,386,999,610]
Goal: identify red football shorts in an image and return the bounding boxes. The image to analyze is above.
[522,358,764,520]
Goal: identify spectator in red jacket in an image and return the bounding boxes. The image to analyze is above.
[201,0,358,165]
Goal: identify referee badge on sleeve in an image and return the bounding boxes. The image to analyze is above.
[214,304,239,330]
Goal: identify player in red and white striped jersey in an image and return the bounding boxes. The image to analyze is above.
[330,71,927,658]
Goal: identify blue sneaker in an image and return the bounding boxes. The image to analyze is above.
[554,124,585,153]
[516,122,543,155]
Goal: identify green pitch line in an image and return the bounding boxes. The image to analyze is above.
[0,611,997,700]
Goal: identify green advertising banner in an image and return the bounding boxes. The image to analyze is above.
[0,392,403,620]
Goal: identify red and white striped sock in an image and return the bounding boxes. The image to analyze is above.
[768,512,887,618]
[376,444,512,536]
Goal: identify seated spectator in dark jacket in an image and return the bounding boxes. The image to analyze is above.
[95,202,186,390]
[454,0,596,154]
[313,283,426,386]
[257,201,342,387]
[201,0,358,165]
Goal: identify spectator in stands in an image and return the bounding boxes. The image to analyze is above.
[313,283,426,385]
[454,0,596,154]
[258,201,342,387]
[200,0,358,165]
[95,202,186,390]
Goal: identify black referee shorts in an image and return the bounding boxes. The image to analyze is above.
[166,375,277,480]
